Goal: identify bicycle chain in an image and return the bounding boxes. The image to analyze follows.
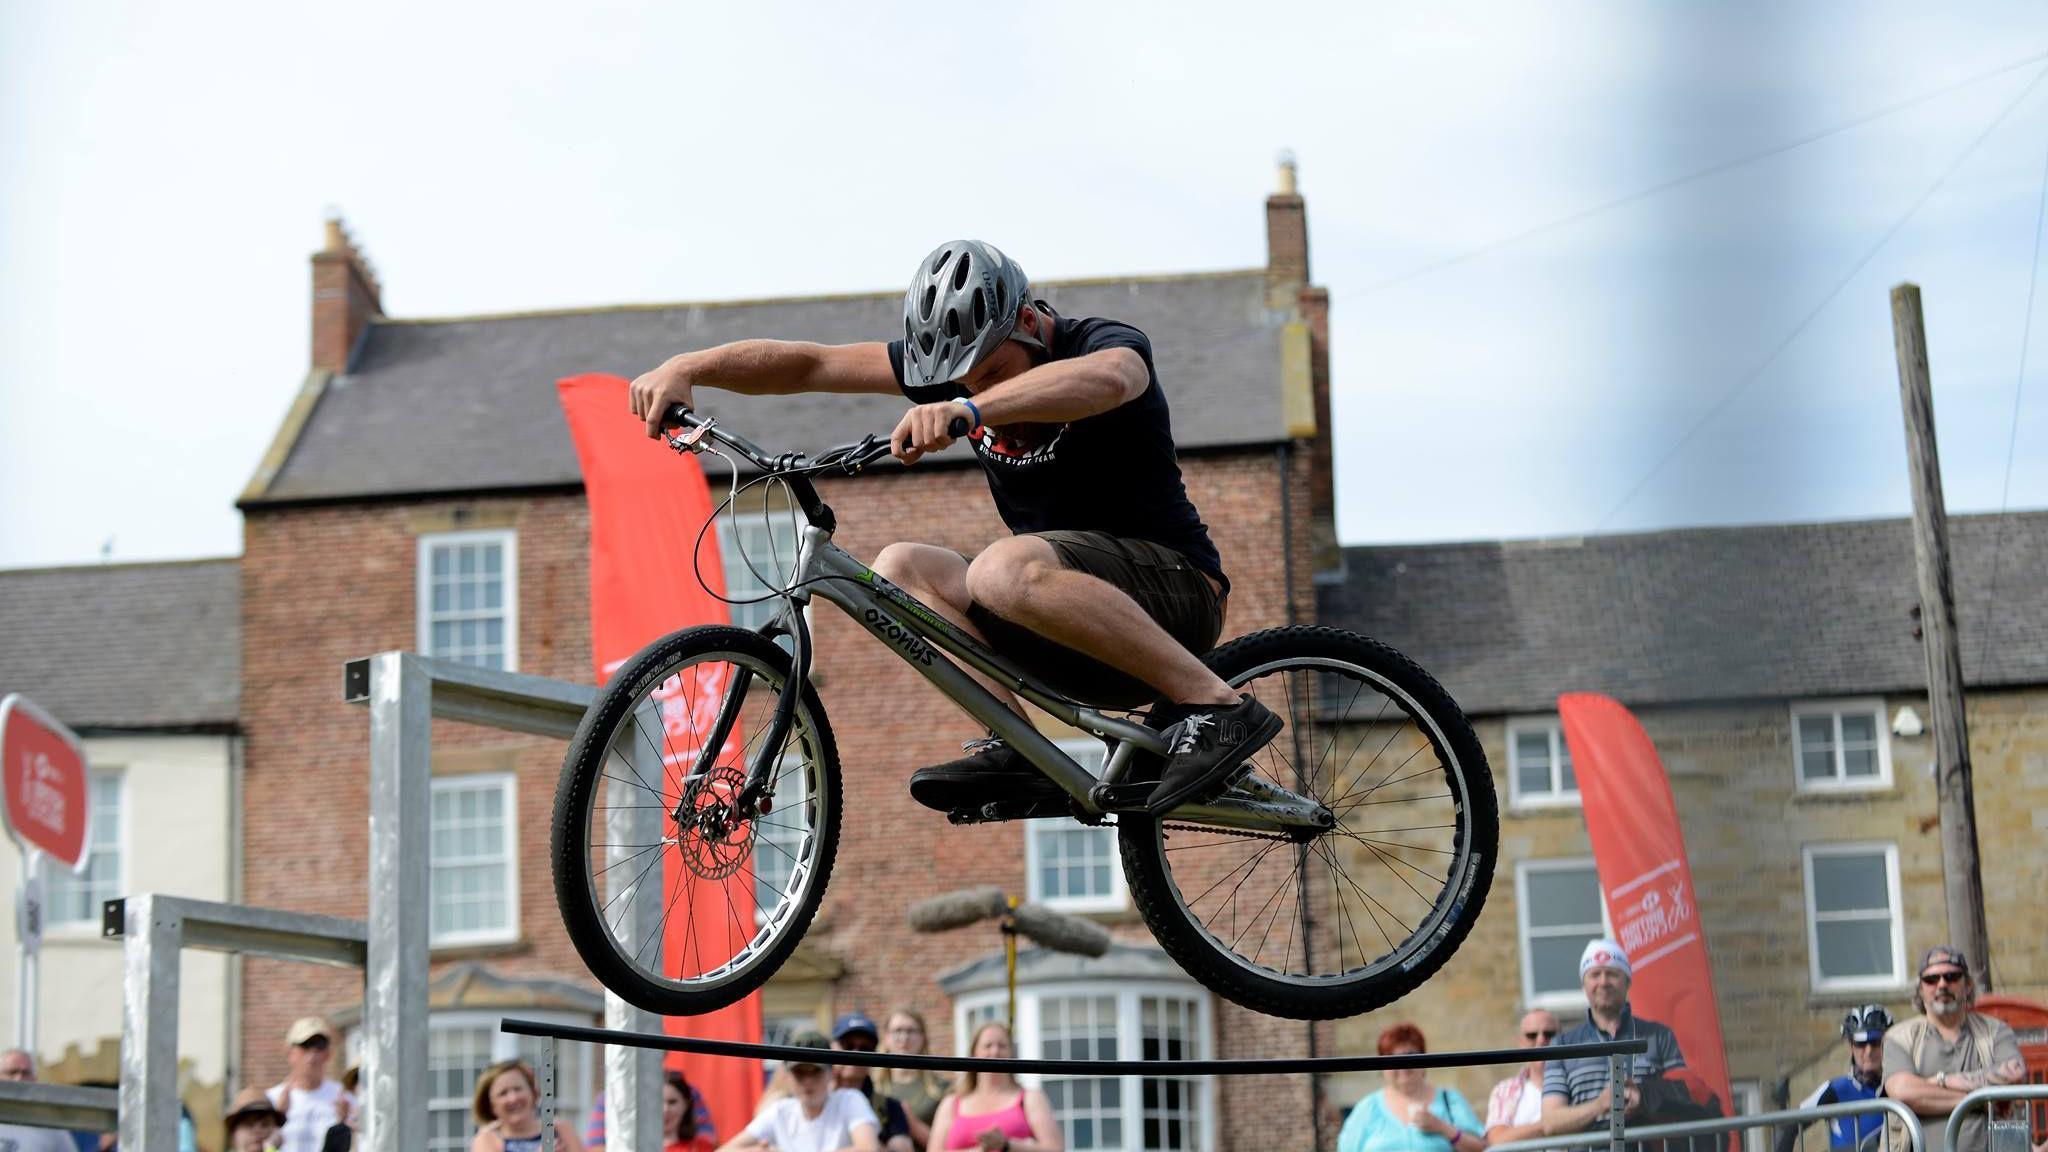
[1156,820,1300,843]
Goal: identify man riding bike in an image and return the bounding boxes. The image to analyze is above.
[626,239,1280,815]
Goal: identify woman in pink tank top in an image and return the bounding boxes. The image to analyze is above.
[929,1023,1063,1152]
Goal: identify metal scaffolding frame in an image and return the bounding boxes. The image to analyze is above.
[0,1080,119,1131]
[94,653,663,1152]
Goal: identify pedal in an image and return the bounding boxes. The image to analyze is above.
[945,795,1075,825]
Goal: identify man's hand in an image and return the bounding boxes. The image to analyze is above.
[974,1126,1008,1152]
[630,358,697,439]
[891,401,975,465]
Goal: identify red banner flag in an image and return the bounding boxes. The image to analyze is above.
[1559,692,1733,1138]
[558,373,763,1127]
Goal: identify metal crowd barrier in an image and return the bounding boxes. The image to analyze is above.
[1492,1096,1924,1152]
[1945,1084,2048,1152]
[0,1080,119,1131]
[502,1016,1650,1152]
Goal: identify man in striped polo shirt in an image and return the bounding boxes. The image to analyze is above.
[1542,939,1688,1141]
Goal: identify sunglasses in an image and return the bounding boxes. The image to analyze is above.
[1850,1039,1884,1049]
[1920,971,1968,987]
[295,1036,331,1052]
[1523,1030,1558,1042]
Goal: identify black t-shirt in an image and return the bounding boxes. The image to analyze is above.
[885,315,1227,591]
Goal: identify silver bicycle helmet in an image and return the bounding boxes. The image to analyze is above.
[1841,1004,1894,1043]
[901,240,1035,386]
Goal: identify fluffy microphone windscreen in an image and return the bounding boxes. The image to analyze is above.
[1011,902,1111,957]
[907,886,1009,933]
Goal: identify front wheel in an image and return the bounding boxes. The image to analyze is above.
[1120,626,1497,1020]
[551,626,841,1016]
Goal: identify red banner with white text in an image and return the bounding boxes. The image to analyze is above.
[558,373,763,1127]
[1559,692,1733,1141]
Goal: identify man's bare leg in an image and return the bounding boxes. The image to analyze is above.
[963,535,1239,706]
[868,542,1026,716]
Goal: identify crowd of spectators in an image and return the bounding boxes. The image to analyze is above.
[1,949,2036,1152]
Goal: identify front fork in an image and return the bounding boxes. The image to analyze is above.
[672,601,810,826]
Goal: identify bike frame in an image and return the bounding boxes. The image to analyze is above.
[784,527,1327,833]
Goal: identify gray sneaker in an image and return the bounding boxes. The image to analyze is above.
[1144,695,1283,815]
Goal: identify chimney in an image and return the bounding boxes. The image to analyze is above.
[310,213,384,372]
[1265,150,1309,304]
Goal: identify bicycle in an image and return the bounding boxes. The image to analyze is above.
[551,405,1497,1022]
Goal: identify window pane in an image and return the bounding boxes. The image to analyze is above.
[1817,918,1893,979]
[1839,713,1876,745]
[1531,934,1593,995]
[1811,854,1888,913]
[1798,716,1834,749]
[1842,748,1877,777]
[1525,868,1603,929]
[1517,759,1552,797]
[1801,748,1835,781]
[1558,756,1577,793]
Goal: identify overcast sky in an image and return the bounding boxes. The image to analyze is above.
[4,1,2047,568]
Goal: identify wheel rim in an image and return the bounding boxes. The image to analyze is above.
[1142,655,1481,989]
[577,647,830,995]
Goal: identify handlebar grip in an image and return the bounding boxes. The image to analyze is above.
[900,416,976,452]
[664,403,691,428]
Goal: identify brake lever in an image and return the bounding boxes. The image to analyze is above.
[667,418,717,454]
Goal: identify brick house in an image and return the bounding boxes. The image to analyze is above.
[234,173,1337,1152]
[1314,514,2048,1127]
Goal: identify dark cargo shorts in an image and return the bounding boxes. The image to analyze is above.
[964,529,1226,708]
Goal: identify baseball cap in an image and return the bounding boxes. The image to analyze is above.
[1918,946,1968,976]
[833,1012,880,1043]
[785,1030,833,1072]
[285,1016,335,1047]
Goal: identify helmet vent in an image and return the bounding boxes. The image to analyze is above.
[932,250,951,276]
[943,308,960,338]
[995,279,1008,316]
[951,255,972,291]
[919,285,937,322]
[972,288,986,329]
[919,332,935,355]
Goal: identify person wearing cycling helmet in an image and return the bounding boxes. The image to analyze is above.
[628,240,1279,815]
[1772,1006,1894,1152]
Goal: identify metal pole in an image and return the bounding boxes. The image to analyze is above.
[604,710,666,1152]
[1891,282,1993,987]
[1608,1053,1628,1152]
[119,893,184,1152]
[16,851,38,1052]
[364,652,431,1152]
[539,1036,558,1152]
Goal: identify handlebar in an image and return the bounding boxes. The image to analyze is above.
[663,403,971,468]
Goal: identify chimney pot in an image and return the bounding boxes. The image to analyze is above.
[1277,150,1298,196]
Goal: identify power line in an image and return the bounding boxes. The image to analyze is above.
[1593,62,2048,532]
[1345,45,2048,300]
[1973,134,2048,678]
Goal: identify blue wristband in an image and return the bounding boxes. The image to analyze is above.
[961,399,983,429]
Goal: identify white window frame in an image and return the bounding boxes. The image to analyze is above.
[1506,717,1580,810]
[428,772,521,949]
[954,980,1215,1152]
[1729,1081,1765,1152]
[417,528,520,672]
[1801,842,1905,993]
[1515,857,1613,1011]
[44,768,125,935]
[1025,740,1127,914]
[1790,699,1892,793]
[396,1009,597,1152]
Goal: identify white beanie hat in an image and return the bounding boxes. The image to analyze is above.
[1579,938,1632,979]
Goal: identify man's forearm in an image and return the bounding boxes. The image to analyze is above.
[670,340,833,396]
[973,353,1141,425]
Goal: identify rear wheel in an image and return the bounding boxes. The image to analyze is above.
[1119,626,1496,1020]
[551,626,840,1016]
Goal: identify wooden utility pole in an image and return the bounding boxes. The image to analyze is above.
[1889,282,1992,989]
